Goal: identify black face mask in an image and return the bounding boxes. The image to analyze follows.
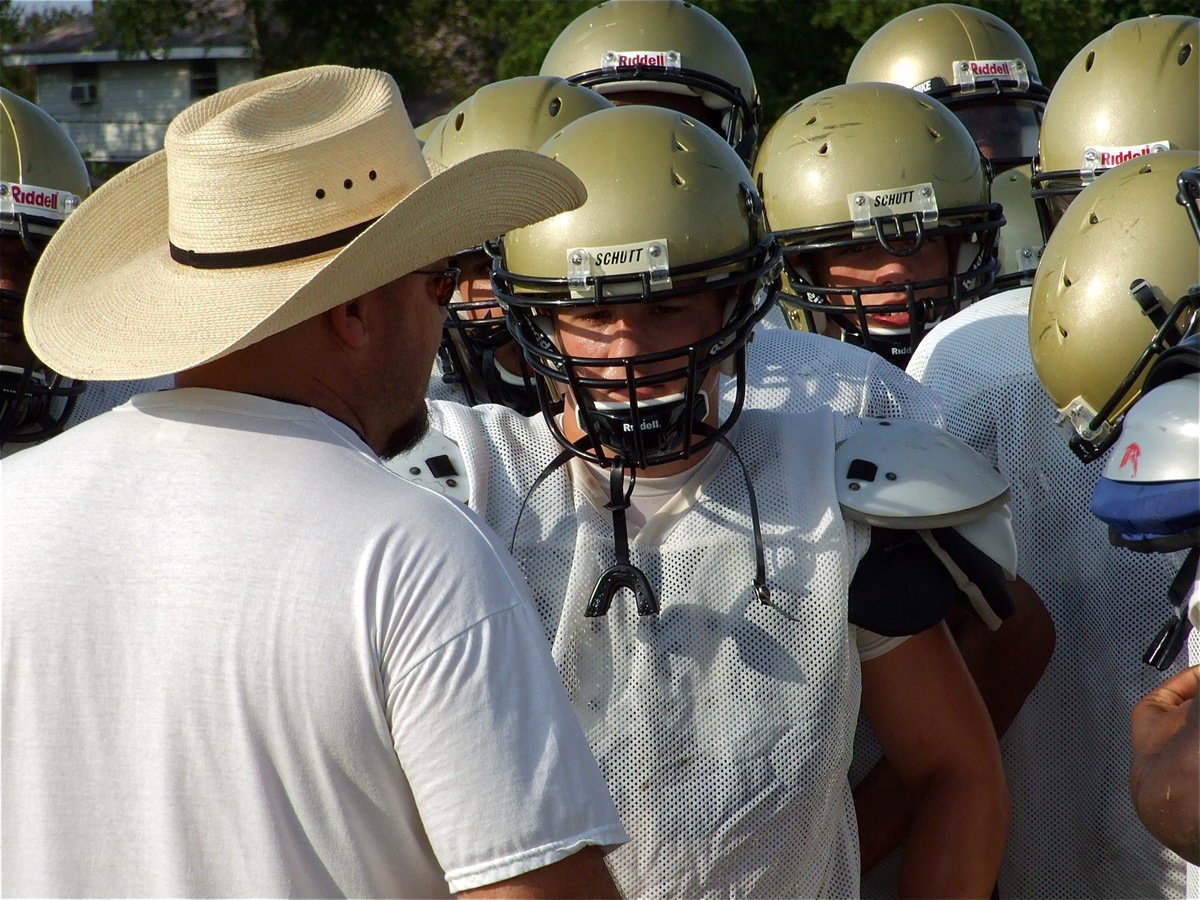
[0,287,86,446]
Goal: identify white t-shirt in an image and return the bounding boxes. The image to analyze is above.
[1,388,626,897]
[425,400,872,898]
[0,375,173,457]
[907,289,1189,899]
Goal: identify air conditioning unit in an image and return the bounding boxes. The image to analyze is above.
[69,82,97,105]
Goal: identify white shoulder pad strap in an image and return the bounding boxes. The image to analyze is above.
[384,425,470,504]
[949,505,1019,580]
[836,418,1011,528]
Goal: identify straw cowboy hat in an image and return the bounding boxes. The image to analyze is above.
[22,65,587,380]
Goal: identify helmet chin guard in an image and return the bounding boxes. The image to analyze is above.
[577,392,710,467]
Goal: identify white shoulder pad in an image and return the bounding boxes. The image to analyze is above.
[836,418,1010,528]
[384,426,470,504]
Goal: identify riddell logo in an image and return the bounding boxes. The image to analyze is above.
[616,52,668,66]
[8,184,59,210]
[969,60,1013,76]
[1097,146,1156,166]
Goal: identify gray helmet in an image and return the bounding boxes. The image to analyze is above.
[495,105,780,471]
[847,3,1047,173]
[412,114,445,148]
[991,164,1043,290]
[422,77,613,413]
[539,0,760,164]
[753,82,1002,367]
[1031,15,1200,241]
[1029,151,1200,462]
[1,88,91,445]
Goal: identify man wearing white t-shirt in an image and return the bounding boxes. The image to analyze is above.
[3,67,625,897]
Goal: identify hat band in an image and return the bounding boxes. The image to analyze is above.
[168,217,379,270]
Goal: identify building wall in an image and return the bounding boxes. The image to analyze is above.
[35,58,255,163]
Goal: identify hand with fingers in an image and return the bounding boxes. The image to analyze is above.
[1130,664,1200,865]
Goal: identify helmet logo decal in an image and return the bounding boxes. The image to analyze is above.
[567,239,671,297]
[952,58,1030,91]
[1119,442,1142,478]
[602,50,682,71]
[849,183,938,236]
[1081,141,1171,171]
[0,182,81,221]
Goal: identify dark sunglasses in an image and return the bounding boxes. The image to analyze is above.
[413,266,462,307]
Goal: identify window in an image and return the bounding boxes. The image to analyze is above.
[191,60,218,99]
[70,62,98,105]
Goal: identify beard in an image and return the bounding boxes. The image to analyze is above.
[378,402,430,461]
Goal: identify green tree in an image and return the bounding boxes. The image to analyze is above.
[1,0,78,96]
[31,0,1199,129]
[93,0,222,59]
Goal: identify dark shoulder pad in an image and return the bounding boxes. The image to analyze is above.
[849,527,958,636]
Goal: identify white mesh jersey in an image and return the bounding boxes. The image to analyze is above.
[907,288,1189,899]
[730,325,945,426]
[428,399,871,899]
[426,353,467,404]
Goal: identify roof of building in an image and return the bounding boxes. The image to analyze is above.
[3,2,251,65]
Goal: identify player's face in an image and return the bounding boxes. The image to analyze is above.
[553,286,726,403]
[554,284,728,473]
[809,237,954,333]
[453,249,495,314]
[451,249,525,374]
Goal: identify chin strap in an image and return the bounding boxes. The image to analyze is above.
[714,432,779,617]
[1142,545,1198,671]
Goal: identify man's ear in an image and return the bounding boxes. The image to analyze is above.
[327,296,370,350]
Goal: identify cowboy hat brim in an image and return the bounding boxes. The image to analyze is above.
[24,146,585,380]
